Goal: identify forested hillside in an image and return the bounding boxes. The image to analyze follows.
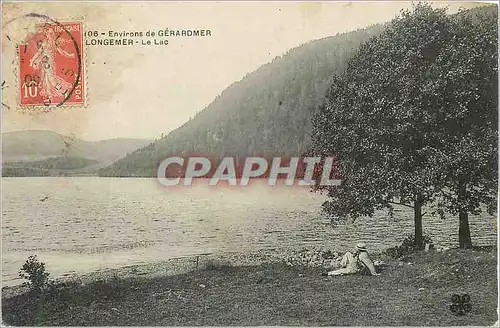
[2,157,99,177]
[99,25,385,177]
[3,130,151,162]
[99,5,495,178]
[2,130,151,176]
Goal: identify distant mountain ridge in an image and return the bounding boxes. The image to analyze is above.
[2,130,152,176]
[99,24,386,177]
[88,5,497,177]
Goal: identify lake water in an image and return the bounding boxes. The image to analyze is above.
[2,177,496,286]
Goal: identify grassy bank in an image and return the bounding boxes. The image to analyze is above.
[2,247,497,326]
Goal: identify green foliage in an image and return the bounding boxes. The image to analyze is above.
[310,4,497,247]
[421,7,498,219]
[19,255,51,292]
[386,233,434,259]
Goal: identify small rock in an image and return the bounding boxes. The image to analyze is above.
[199,284,206,288]
[418,288,425,291]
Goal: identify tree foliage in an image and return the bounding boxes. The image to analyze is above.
[310,4,497,247]
[19,255,51,293]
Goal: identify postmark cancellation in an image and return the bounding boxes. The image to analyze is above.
[18,21,84,107]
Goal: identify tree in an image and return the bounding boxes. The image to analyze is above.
[310,4,497,248]
[422,7,498,248]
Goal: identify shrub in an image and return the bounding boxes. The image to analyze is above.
[19,255,51,292]
[386,233,434,259]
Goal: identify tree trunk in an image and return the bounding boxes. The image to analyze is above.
[414,193,423,248]
[458,180,472,249]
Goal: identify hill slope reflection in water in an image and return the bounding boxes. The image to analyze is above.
[2,178,496,286]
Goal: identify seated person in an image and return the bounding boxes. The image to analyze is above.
[327,242,379,276]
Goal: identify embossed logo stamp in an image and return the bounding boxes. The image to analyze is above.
[450,293,472,315]
[18,22,84,107]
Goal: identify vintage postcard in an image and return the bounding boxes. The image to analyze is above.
[1,1,498,326]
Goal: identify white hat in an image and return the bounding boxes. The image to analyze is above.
[356,242,367,251]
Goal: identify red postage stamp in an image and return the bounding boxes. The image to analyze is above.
[18,22,84,107]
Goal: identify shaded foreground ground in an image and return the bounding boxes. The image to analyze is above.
[2,247,497,326]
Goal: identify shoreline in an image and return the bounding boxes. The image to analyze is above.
[3,244,496,298]
[2,246,497,326]
[1,247,324,295]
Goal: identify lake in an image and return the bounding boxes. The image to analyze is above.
[2,177,496,286]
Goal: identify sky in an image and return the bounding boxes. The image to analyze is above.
[1,1,488,141]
